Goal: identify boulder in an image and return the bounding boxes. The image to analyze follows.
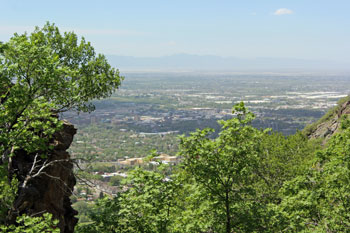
[8,121,78,233]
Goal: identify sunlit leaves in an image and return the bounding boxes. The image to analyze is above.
[0,213,59,233]
[76,165,180,233]
[0,22,122,230]
[275,120,350,231]
[179,102,267,232]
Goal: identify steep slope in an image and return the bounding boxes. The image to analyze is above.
[304,96,350,140]
[8,121,78,233]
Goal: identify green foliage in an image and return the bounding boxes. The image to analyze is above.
[75,196,122,233]
[0,213,59,233]
[0,22,122,113]
[0,22,123,160]
[108,175,123,186]
[256,131,320,202]
[88,163,116,173]
[275,118,350,232]
[170,172,216,232]
[0,167,18,224]
[179,102,269,232]
[76,165,180,233]
[119,167,180,232]
[73,200,94,224]
[0,22,122,229]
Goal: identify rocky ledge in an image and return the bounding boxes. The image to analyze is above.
[306,97,350,140]
[8,121,78,233]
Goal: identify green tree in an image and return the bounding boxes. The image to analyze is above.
[170,172,216,233]
[75,195,122,233]
[76,165,180,233]
[276,120,350,232]
[0,21,122,161]
[178,102,268,233]
[255,131,320,204]
[0,22,122,226]
[119,166,180,233]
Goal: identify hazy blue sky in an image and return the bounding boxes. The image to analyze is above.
[0,0,349,62]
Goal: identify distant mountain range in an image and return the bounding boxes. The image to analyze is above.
[106,54,349,72]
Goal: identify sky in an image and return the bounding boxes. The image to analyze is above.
[0,0,349,63]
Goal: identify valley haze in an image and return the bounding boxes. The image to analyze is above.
[107,54,350,72]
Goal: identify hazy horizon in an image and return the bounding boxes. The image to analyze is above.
[107,54,350,73]
[0,0,349,71]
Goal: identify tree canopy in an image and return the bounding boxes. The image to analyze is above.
[0,22,123,160]
[0,22,123,229]
[179,102,267,233]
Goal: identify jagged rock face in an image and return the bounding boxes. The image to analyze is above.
[308,100,350,140]
[9,121,78,233]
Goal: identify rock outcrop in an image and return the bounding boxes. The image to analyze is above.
[8,121,78,233]
[305,96,350,141]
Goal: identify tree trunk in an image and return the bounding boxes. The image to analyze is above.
[225,190,231,233]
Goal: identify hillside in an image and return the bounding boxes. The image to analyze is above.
[304,95,350,140]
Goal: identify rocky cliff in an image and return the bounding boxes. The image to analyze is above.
[304,96,350,140]
[8,121,78,233]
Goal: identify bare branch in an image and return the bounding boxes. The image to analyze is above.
[22,158,70,188]
[28,153,39,176]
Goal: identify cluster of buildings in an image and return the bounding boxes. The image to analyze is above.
[65,103,236,130]
[118,153,179,166]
